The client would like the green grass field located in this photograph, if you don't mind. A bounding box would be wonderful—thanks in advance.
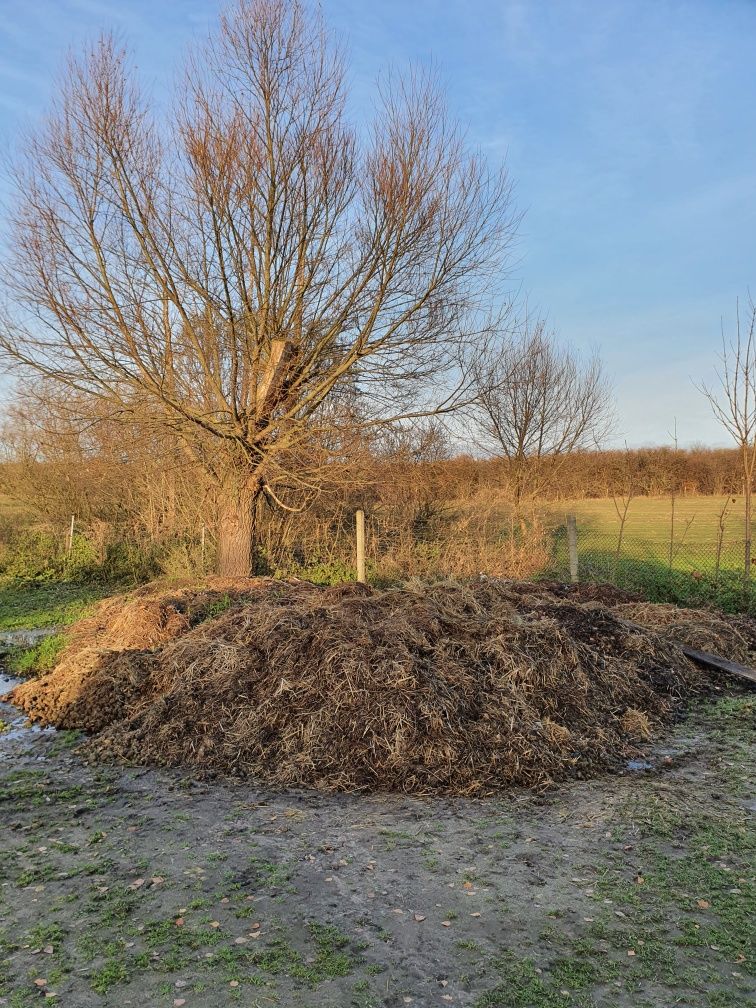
[538,495,756,611]
[548,495,751,573]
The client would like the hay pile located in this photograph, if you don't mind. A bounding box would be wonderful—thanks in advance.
[9,581,261,732]
[6,577,736,795]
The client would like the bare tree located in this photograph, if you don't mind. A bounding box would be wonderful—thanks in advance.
[610,445,636,582]
[472,317,612,507]
[0,383,211,537]
[0,0,518,576]
[699,296,756,578]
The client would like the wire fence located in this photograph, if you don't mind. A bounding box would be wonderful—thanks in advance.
[5,496,756,612]
[547,513,755,611]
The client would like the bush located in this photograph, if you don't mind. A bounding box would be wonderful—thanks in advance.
[100,541,161,582]
[62,533,100,581]
[273,553,356,586]
[158,540,213,580]
[0,529,62,581]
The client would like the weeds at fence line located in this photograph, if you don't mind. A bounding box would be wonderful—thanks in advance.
[4,496,756,615]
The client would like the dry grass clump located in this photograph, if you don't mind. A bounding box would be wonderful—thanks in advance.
[9,579,267,732]
[620,708,653,741]
[612,602,756,665]
[5,577,720,795]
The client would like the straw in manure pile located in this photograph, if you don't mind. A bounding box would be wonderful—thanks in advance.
[6,578,719,795]
[611,602,756,666]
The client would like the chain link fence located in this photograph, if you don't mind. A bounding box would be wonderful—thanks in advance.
[548,512,755,612]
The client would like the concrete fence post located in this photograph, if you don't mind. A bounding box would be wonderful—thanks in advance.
[567,513,579,584]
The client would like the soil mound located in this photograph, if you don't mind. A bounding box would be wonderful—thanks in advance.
[5,578,738,795]
[510,580,641,606]
[9,579,266,732]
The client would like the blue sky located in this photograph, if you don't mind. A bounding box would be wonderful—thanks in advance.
[1,0,754,447]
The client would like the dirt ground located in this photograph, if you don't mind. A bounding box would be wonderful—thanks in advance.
[0,666,753,1008]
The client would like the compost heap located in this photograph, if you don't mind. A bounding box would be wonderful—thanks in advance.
[6,578,750,795]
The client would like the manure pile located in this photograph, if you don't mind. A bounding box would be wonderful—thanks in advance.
[6,578,748,795]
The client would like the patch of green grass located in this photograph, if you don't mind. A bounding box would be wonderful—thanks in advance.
[141,918,224,954]
[378,828,416,851]
[8,632,66,676]
[305,922,353,978]
[16,861,57,887]
[7,990,38,1008]
[589,796,755,984]
[76,932,120,962]
[203,943,249,980]
[0,769,47,803]
[90,957,130,994]
[47,730,84,756]
[27,923,66,947]
[204,593,234,619]
[245,857,294,891]
[250,922,356,986]
[703,694,756,726]
[0,579,112,631]
[474,953,574,1007]
[457,939,484,953]
[91,885,140,925]
[550,957,603,989]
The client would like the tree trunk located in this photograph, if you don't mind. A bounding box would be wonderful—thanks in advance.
[216,485,256,578]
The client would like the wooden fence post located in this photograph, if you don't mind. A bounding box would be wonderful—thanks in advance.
[67,515,75,554]
[566,513,579,584]
[355,509,366,584]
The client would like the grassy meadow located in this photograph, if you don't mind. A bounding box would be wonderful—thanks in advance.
[548,495,749,572]
[537,495,756,611]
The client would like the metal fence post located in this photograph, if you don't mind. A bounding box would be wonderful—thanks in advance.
[566,513,579,584]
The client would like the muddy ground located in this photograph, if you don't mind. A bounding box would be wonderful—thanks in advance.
[0,666,753,1008]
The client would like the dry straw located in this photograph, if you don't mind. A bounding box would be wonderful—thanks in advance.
[8,577,746,796]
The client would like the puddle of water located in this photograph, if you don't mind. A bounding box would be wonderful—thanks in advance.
[0,673,22,694]
[0,628,63,746]
[0,672,56,744]
[0,627,59,651]
[626,758,654,771]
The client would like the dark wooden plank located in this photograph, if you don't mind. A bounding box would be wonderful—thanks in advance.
[614,615,756,687]
[678,645,756,686]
